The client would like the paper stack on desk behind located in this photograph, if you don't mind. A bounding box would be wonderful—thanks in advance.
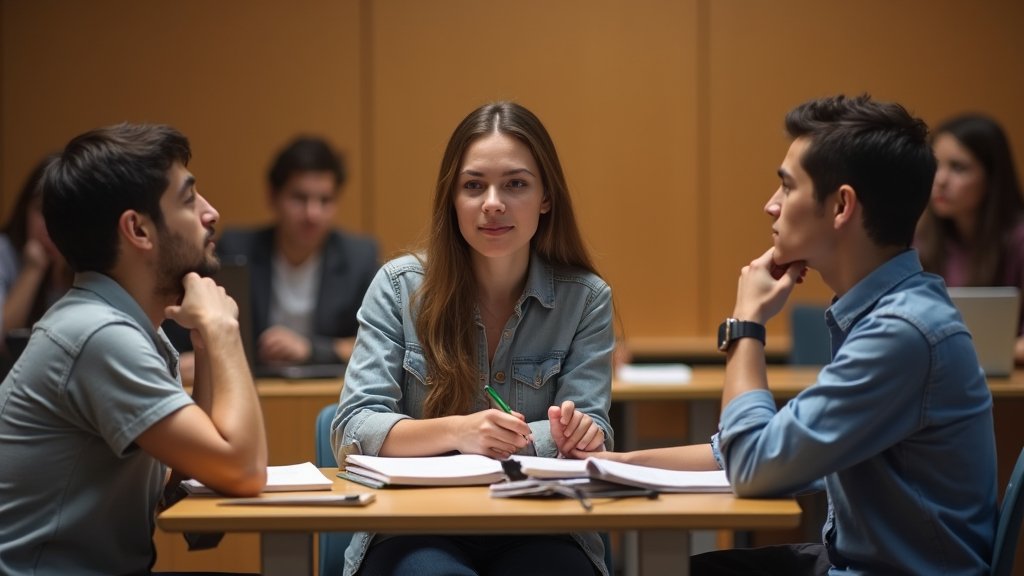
[181,461,333,494]
[616,363,693,384]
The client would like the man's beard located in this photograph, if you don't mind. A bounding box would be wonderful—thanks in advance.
[154,227,221,299]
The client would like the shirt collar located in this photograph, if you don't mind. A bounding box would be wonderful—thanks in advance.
[828,249,923,332]
[518,252,556,309]
[72,271,165,351]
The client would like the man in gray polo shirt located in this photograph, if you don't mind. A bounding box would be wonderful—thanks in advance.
[0,124,268,575]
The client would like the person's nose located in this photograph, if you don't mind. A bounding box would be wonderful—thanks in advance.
[932,166,948,191]
[305,197,327,221]
[764,188,783,218]
[199,194,219,226]
[482,186,505,213]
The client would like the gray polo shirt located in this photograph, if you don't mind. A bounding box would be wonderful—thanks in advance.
[0,272,194,575]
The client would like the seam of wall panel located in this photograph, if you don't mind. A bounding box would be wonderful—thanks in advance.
[696,0,711,333]
[359,0,375,236]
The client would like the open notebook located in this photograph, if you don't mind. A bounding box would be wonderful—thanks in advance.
[342,453,730,493]
[947,287,1020,377]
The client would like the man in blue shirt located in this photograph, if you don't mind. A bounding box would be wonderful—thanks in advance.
[708,95,998,574]
[572,95,998,574]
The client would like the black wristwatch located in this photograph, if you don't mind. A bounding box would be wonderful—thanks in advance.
[717,318,766,352]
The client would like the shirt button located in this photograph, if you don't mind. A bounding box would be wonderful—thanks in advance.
[502,330,512,340]
[534,375,541,385]
[494,371,506,383]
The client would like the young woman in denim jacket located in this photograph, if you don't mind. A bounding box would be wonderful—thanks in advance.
[332,101,615,576]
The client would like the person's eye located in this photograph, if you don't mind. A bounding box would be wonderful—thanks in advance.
[462,180,484,191]
[506,179,529,190]
[950,162,967,173]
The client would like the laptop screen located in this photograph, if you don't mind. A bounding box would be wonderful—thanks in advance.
[217,255,345,380]
[211,255,256,368]
[947,286,1020,377]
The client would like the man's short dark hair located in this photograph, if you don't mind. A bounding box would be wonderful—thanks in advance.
[785,94,936,247]
[42,123,191,273]
[267,136,345,193]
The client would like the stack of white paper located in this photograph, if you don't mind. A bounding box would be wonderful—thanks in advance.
[182,461,333,494]
[616,363,693,384]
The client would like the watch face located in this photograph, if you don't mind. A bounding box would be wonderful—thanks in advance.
[717,320,731,351]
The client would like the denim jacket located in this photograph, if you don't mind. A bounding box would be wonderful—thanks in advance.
[333,252,614,575]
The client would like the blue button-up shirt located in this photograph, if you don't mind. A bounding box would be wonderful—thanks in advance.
[721,250,997,575]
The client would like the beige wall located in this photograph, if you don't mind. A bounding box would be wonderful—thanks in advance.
[4,0,1024,348]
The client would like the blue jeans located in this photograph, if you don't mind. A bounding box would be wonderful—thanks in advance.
[357,534,600,576]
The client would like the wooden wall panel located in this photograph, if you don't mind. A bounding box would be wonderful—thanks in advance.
[368,0,701,338]
[1,0,368,233]
[4,0,1024,347]
[706,0,1024,338]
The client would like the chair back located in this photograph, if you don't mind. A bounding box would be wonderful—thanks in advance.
[789,304,831,365]
[316,403,352,575]
[992,446,1024,576]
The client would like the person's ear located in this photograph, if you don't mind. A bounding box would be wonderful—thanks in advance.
[118,210,155,250]
[267,186,286,213]
[833,185,858,229]
[540,194,551,215]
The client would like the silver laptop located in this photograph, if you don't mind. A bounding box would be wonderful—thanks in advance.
[947,287,1020,377]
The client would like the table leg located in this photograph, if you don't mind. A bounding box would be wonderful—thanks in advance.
[261,532,313,576]
[636,530,691,576]
[689,399,719,556]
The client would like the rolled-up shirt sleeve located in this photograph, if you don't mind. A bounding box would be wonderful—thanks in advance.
[332,266,411,463]
[720,313,931,497]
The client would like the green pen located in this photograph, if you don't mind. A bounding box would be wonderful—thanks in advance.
[484,385,513,413]
[484,385,534,450]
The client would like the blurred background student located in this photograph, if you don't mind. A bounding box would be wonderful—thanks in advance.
[217,136,379,367]
[169,136,379,384]
[0,154,72,370]
[915,114,1024,364]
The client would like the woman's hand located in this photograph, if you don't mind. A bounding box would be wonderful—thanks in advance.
[548,400,604,457]
[454,409,532,459]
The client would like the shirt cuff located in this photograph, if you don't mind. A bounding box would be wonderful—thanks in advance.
[710,431,726,470]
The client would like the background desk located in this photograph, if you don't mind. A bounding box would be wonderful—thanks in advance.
[158,468,801,576]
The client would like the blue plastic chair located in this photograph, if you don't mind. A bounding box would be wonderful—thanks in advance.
[992,446,1024,576]
[315,403,352,576]
[789,303,831,365]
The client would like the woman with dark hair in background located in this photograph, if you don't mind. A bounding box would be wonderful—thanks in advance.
[0,155,72,357]
[916,114,1024,364]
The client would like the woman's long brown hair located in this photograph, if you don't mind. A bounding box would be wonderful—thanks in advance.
[414,102,597,418]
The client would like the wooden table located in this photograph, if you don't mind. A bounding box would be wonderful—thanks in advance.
[158,468,801,576]
[157,369,1023,573]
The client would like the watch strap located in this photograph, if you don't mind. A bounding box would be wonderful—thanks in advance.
[718,318,766,352]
